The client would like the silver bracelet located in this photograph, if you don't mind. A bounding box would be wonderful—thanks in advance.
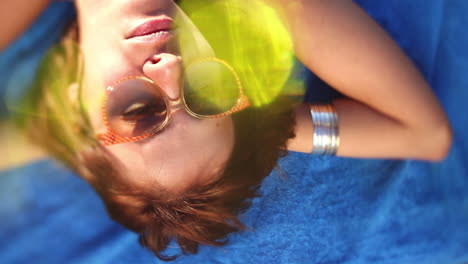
[310,104,340,155]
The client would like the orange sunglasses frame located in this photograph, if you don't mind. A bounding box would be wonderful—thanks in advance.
[97,57,250,146]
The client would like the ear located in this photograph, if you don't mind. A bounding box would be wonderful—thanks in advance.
[68,82,80,104]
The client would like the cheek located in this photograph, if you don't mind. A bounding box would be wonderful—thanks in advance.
[79,44,140,135]
[80,51,126,135]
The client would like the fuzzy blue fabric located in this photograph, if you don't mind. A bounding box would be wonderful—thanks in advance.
[0,2,75,118]
[1,1,468,263]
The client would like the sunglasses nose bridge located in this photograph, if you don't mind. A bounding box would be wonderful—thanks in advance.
[166,97,185,113]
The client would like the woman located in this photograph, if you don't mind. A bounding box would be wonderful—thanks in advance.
[3,0,453,261]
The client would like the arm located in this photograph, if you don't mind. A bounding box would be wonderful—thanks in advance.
[271,0,452,161]
[0,0,50,51]
[0,0,50,168]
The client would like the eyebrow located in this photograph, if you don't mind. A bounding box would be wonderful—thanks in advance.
[134,119,176,146]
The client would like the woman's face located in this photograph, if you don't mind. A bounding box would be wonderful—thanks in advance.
[76,0,235,192]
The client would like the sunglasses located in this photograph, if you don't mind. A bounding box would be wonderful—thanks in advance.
[97,57,250,146]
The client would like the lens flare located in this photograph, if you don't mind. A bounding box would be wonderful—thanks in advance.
[175,0,299,107]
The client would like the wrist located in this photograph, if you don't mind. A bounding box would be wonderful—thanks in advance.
[309,104,340,155]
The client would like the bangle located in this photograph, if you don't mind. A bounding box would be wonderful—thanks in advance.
[310,104,340,155]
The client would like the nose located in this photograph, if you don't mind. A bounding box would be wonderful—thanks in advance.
[142,53,183,101]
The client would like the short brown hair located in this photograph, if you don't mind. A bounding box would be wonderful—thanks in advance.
[17,20,296,261]
[79,97,296,260]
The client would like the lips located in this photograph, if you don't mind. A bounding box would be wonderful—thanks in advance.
[126,17,174,41]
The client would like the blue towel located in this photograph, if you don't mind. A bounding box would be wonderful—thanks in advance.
[0,2,75,117]
[1,1,467,263]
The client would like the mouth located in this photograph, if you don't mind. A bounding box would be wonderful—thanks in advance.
[126,17,175,42]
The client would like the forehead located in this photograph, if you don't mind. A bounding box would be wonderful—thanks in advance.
[103,138,214,193]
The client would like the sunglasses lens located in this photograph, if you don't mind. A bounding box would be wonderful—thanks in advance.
[184,59,241,116]
[105,78,168,138]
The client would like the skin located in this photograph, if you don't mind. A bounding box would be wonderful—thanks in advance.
[0,0,49,52]
[0,0,50,169]
[276,0,453,161]
[76,0,235,193]
[0,0,452,171]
